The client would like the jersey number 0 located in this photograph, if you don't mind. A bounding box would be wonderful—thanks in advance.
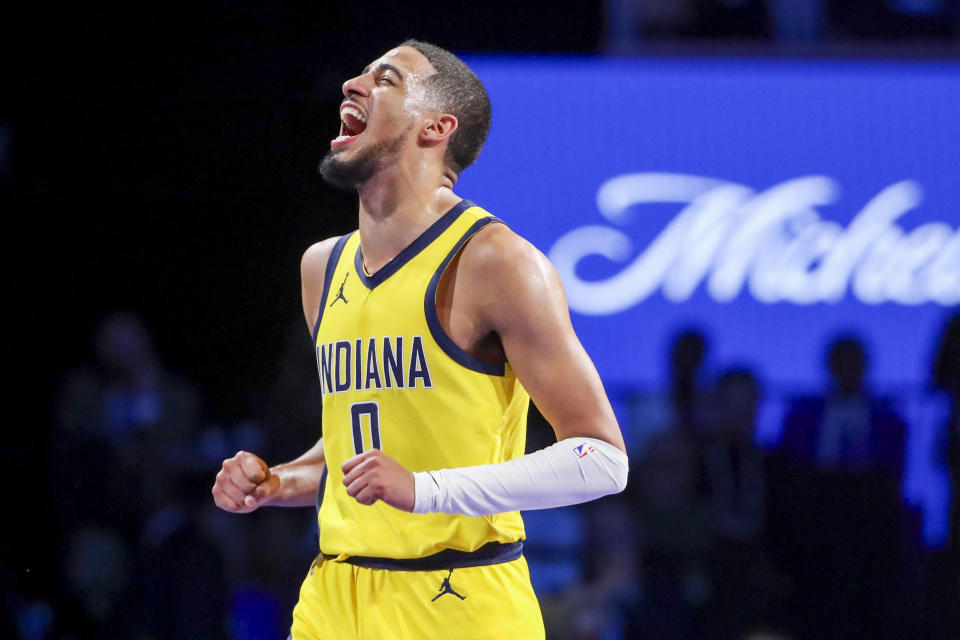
[350,401,381,454]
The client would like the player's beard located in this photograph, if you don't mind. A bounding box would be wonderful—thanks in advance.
[319,122,413,189]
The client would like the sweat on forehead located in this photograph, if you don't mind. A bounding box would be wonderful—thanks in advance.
[366,46,436,79]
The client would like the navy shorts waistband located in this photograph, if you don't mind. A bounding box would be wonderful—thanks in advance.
[329,540,524,572]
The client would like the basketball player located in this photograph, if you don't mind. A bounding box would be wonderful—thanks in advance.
[211,40,628,639]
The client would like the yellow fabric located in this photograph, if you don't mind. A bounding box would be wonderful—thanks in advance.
[290,555,544,640]
[314,203,529,560]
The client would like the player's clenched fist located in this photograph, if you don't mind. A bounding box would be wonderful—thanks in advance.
[212,450,280,513]
[342,449,416,512]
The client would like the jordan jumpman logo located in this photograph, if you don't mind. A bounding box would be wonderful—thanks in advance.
[431,569,466,602]
[330,273,349,307]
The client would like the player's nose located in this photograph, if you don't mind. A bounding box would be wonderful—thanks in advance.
[342,73,371,100]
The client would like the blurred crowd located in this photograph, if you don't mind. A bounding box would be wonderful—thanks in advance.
[10,313,325,640]
[4,308,956,640]
[527,314,960,640]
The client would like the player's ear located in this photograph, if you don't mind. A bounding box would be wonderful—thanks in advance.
[419,113,458,146]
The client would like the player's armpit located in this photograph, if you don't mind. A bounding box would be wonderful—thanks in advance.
[460,225,626,453]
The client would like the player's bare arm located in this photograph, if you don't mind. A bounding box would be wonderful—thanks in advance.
[211,240,340,514]
[212,426,326,512]
[301,236,342,330]
[342,221,628,515]
[263,438,327,507]
[455,223,626,452]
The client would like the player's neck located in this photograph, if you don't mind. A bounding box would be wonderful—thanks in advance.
[355,164,459,275]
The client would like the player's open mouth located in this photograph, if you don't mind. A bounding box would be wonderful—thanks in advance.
[332,104,367,148]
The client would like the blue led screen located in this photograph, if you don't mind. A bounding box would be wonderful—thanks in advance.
[459,56,959,392]
[458,56,960,544]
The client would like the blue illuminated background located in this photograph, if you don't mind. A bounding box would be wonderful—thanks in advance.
[459,56,960,544]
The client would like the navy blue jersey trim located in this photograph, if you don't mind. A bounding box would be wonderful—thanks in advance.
[424,216,506,376]
[315,464,328,515]
[312,233,354,345]
[314,464,328,545]
[338,540,523,571]
[354,199,474,290]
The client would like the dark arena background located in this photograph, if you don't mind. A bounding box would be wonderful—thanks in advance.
[6,2,960,639]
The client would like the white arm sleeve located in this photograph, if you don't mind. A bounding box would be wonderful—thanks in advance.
[412,436,628,517]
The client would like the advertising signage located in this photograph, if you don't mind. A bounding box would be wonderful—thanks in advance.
[459,56,960,391]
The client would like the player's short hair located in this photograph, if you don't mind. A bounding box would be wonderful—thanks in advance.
[400,39,491,176]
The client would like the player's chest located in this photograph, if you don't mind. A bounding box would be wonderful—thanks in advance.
[319,262,502,365]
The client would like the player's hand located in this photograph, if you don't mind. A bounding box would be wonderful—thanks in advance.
[212,450,281,513]
[341,449,415,512]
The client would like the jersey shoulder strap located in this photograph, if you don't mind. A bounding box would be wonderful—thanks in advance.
[311,232,355,344]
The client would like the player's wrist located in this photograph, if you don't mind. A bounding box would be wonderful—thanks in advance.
[412,471,441,514]
[262,463,325,508]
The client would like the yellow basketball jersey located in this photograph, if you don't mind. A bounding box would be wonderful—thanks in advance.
[312,200,529,560]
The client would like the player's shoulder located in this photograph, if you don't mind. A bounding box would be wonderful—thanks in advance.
[459,219,557,294]
[301,234,353,332]
[301,234,350,286]
[453,214,569,330]
[462,219,547,276]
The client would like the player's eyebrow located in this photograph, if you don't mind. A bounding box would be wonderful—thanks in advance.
[361,62,405,83]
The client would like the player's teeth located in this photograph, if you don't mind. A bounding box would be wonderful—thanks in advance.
[340,106,366,124]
